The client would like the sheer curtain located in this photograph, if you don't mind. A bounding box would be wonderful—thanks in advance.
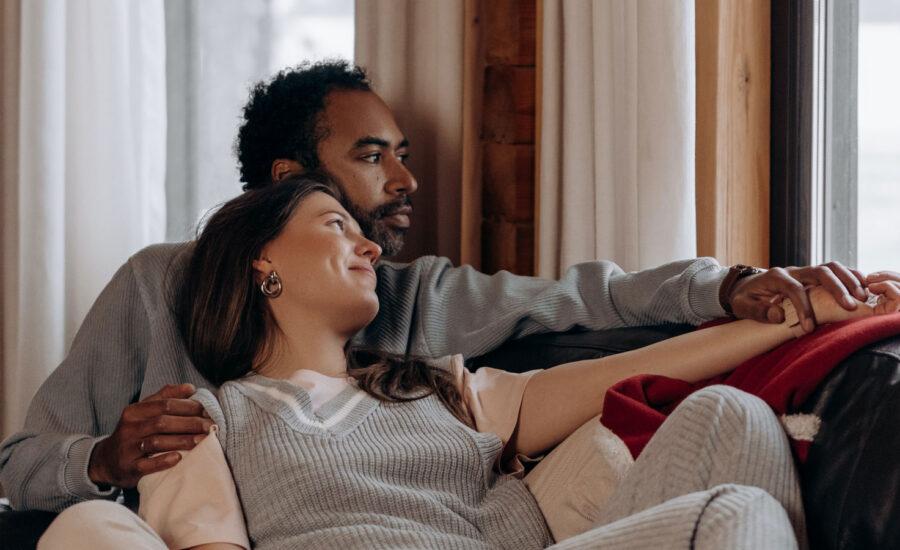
[0,0,355,440]
[1,0,167,438]
[537,0,697,277]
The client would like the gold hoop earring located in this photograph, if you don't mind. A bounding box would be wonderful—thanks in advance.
[260,270,282,298]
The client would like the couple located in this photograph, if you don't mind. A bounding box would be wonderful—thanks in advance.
[39,174,900,549]
[5,60,898,546]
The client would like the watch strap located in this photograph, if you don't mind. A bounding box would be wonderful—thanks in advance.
[719,264,765,316]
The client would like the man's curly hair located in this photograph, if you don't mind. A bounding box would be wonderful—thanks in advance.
[235,60,371,190]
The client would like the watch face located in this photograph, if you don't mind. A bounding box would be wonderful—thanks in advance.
[735,264,762,277]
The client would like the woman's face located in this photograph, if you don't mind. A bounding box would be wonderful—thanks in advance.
[253,191,382,337]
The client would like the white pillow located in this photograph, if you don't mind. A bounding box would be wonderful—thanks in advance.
[523,415,634,542]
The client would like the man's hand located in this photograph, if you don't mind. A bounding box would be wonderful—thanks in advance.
[728,261,868,333]
[88,383,213,489]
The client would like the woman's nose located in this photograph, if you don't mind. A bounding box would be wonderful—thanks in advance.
[358,237,382,264]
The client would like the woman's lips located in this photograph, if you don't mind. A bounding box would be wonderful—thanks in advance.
[350,265,377,280]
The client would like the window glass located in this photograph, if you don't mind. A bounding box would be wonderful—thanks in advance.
[270,0,354,70]
[857,0,900,273]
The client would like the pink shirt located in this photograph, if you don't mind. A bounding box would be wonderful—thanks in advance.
[138,355,539,550]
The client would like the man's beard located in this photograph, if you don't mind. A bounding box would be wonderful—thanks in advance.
[344,196,412,257]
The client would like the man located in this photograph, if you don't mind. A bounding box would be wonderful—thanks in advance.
[0,61,878,512]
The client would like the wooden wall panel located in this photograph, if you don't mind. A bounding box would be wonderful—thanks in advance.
[480,0,536,275]
[696,0,771,267]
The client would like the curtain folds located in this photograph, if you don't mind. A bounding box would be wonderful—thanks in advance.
[537,0,697,277]
[2,0,167,438]
[355,0,478,265]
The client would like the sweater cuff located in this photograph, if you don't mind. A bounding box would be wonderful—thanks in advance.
[64,436,119,501]
[688,261,731,320]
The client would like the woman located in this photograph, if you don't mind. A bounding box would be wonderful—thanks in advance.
[39,175,900,550]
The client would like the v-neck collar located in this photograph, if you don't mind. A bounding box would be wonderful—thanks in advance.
[235,374,380,437]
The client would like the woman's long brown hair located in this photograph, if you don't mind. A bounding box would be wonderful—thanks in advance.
[176,175,472,427]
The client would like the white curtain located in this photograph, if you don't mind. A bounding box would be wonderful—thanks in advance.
[2,0,167,438]
[538,0,696,278]
[354,0,469,265]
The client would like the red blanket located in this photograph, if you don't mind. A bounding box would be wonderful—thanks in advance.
[600,312,900,461]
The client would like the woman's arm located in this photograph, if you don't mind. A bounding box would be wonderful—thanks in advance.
[190,544,244,550]
[138,422,250,550]
[511,283,900,457]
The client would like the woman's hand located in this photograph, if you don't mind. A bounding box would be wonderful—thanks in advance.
[805,278,900,325]
[867,278,900,315]
[867,271,900,315]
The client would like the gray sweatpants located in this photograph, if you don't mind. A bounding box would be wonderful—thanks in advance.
[551,385,804,549]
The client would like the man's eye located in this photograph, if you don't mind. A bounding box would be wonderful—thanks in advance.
[398,153,409,165]
[361,153,381,163]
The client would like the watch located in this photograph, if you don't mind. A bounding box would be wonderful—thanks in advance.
[719,264,765,316]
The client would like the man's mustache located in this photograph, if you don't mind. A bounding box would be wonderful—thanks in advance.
[373,196,413,219]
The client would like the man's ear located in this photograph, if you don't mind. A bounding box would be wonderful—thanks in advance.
[271,159,305,182]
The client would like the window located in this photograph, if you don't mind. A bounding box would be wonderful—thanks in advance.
[771,0,900,273]
[857,0,900,273]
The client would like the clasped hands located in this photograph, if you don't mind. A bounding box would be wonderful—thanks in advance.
[727,263,900,332]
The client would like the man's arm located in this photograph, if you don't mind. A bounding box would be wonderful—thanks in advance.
[0,248,210,511]
[362,256,728,358]
[363,256,890,359]
[0,261,149,511]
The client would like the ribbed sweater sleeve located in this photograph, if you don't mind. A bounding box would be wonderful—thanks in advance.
[0,260,151,511]
[359,256,728,357]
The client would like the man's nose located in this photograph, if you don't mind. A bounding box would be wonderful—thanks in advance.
[385,158,418,196]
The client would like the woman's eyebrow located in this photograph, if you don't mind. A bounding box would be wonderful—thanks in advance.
[317,209,349,220]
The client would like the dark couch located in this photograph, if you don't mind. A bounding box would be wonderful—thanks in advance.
[2,326,898,549]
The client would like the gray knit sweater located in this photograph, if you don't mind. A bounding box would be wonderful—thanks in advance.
[193,375,552,550]
[0,242,728,511]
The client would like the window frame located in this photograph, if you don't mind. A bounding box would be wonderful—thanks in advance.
[770,0,858,268]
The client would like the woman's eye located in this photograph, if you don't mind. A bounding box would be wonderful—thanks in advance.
[330,218,345,230]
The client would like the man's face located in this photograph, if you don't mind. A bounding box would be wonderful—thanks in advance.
[315,90,418,257]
